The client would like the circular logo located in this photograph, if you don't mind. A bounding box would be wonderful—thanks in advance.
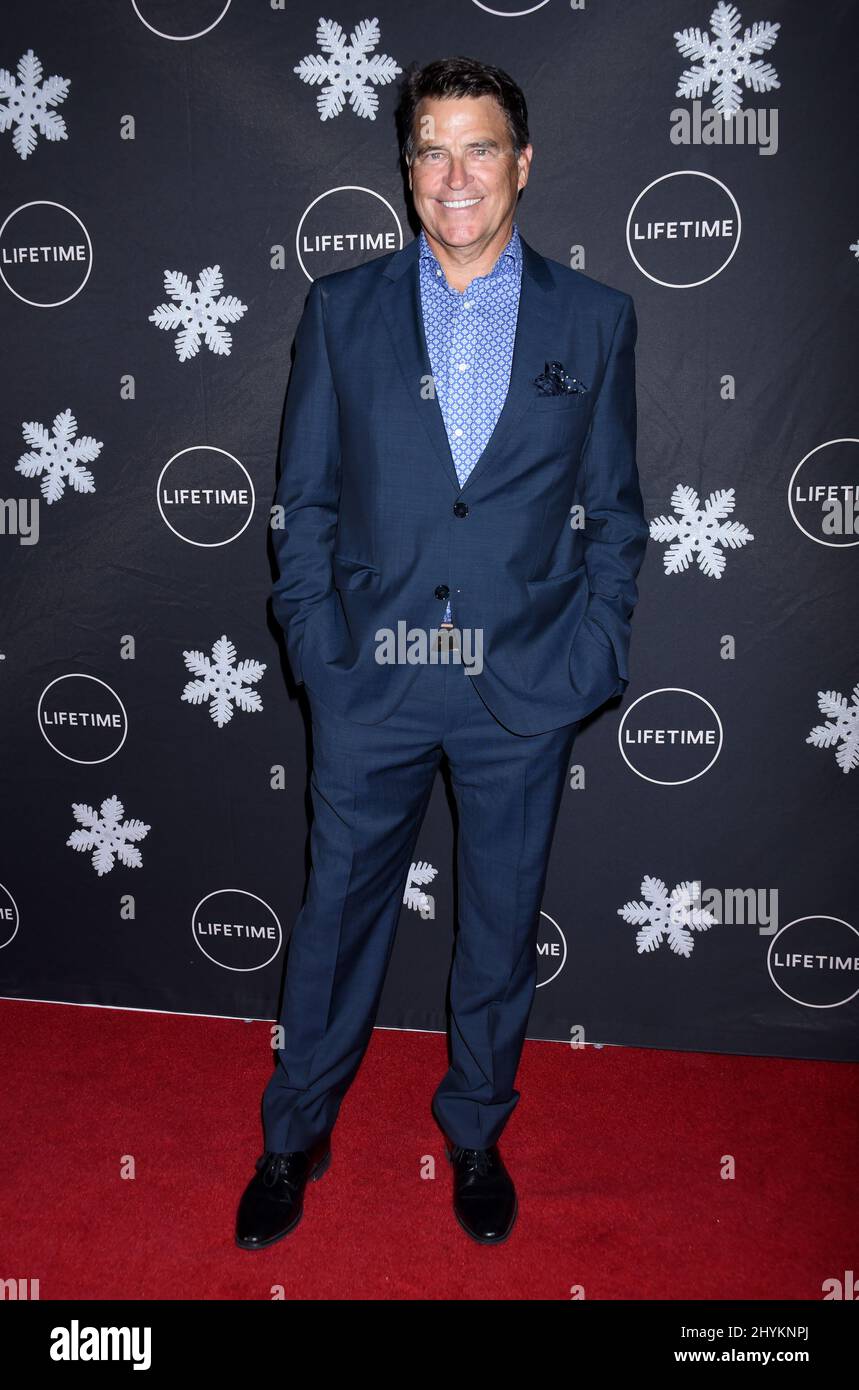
[767,916,859,1008]
[618,689,723,784]
[0,882,20,950]
[0,202,93,306]
[37,674,128,764]
[156,446,254,546]
[296,186,403,281]
[626,171,741,287]
[470,0,551,13]
[536,910,567,988]
[787,439,859,548]
[131,1,232,41]
[192,889,283,972]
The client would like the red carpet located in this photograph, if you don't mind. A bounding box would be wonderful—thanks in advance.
[1,999,856,1300]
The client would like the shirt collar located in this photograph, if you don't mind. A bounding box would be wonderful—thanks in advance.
[418,222,522,285]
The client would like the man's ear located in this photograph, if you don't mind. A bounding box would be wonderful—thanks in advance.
[517,143,533,192]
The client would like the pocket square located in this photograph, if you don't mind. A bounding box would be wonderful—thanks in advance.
[534,360,588,396]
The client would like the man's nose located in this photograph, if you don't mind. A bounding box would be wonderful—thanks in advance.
[445,157,471,189]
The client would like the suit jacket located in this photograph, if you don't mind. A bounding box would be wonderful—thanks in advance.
[271,232,649,736]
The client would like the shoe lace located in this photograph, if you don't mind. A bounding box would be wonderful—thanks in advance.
[257,1151,300,1191]
[454,1146,493,1177]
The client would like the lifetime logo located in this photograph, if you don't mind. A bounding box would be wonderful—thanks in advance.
[50,1320,151,1370]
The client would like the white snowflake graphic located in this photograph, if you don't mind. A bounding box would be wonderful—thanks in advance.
[806,685,859,775]
[67,795,151,877]
[674,3,781,117]
[15,409,102,504]
[403,860,437,914]
[181,635,266,728]
[649,484,754,578]
[294,17,402,121]
[618,876,717,958]
[0,47,70,160]
[850,239,859,260]
[148,265,247,362]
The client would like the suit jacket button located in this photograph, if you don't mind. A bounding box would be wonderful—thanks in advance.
[453,500,469,518]
[434,584,450,600]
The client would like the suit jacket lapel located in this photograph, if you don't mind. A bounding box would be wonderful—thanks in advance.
[378,231,556,495]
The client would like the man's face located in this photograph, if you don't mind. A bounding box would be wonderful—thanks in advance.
[407,94,531,254]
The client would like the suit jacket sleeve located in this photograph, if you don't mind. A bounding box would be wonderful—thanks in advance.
[271,279,341,686]
[579,293,649,686]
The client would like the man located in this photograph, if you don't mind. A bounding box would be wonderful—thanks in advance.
[236,56,649,1249]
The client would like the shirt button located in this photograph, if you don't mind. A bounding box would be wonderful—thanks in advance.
[457,362,467,372]
[454,428,463,437]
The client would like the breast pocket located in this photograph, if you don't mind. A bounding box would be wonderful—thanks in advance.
[532,392,590,414]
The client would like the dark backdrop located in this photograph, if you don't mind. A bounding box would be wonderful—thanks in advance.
[1,0,857,1060]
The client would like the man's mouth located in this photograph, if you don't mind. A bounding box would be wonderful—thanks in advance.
[438,197,483,210]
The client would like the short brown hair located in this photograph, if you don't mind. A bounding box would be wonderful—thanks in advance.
[396,56,530,165]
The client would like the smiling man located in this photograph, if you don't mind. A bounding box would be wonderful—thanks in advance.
[236,56,649,1250]
[407,85,528,290]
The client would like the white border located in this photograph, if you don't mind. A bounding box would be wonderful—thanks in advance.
[156,446,255,547]
[0,201,93,306]
[767,916,859,1009]
[131,0,232,42]
[37,673,128,764]
[618,688,724,784]
[295,187,403,282]
[787,438,859,548]
[626,171,741,288]
[192,888,283,973]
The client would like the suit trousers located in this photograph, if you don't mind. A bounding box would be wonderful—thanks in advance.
[261,652,581,1152]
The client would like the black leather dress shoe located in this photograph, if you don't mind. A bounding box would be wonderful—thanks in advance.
[446,1143,517,1244]
[235,1139,331,1250]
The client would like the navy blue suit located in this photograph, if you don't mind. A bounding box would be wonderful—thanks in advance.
[262,233,648,1152]
[271,233,649,736]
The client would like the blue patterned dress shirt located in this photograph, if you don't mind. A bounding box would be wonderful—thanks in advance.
[418,222,523,625]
